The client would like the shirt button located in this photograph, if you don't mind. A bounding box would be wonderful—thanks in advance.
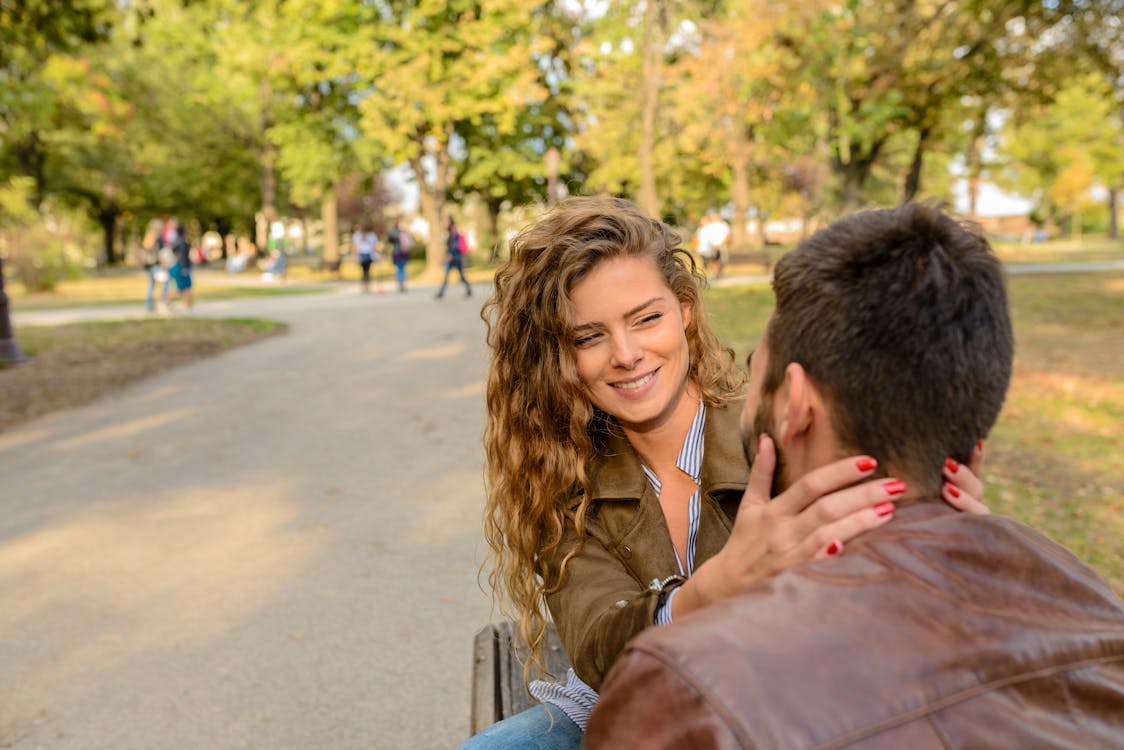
[620,545,632,559]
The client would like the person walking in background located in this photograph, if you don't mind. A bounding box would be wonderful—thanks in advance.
[695,211,730,279]
[140,218,165,313]
[352,225,381,294]
[164,221,194,311]
[435,217,471,299]
[388,222,411,293]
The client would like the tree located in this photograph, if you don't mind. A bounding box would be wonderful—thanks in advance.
[452,2,581,259]
[346,0,544,272]
[1000,74,1123,236]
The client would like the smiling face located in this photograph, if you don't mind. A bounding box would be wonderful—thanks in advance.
[569,255,695,433]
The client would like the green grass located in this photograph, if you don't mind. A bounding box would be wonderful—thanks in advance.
[9,270,330,311]
[977,235,1123,264]
[15,316,287,355]
[703,272,1124,593]
[2,317,287,432]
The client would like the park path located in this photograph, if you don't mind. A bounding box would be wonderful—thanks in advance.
[2,283,493,749]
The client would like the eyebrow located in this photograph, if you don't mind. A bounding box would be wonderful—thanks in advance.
[572,297,666,332]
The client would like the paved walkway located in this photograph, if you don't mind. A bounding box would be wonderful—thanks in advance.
[2,281,492,749]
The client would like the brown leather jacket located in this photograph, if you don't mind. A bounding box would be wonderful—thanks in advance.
[541,401,749,690]
[586,503,1124,748]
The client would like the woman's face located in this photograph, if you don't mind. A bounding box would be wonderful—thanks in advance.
[568,255,694,433]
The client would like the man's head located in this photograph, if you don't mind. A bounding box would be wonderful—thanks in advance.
[742,203,1013,497]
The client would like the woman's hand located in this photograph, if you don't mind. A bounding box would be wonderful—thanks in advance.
[674,434,900,618]
[941,440,989,514]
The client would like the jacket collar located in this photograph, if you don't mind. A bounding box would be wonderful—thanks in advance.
[586,398,750,503]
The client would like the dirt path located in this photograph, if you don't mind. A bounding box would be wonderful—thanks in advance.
[1,286,492,748]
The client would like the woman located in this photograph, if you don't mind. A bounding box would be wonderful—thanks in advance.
[467,197,985,748]
[436,217,472,299]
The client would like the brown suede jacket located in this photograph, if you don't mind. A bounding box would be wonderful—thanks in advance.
[541,400,750,691]
[586,503,1124,748]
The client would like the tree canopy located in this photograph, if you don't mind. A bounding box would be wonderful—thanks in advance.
[2,0,1122,267]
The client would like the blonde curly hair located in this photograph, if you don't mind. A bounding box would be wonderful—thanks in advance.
[480,196,744,677]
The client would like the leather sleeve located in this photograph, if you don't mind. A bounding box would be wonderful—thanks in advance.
[542,520,667,691]
[585,646,743,749]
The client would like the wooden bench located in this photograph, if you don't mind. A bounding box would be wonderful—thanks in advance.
[727,249,773,270]
[470,621,572,734]
[317,257,343,278]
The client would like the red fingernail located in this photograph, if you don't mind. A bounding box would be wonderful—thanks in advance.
[874,501,895,517]
[883,479,907,495]
[825,540,843,556]
[945,482,960,499]
[945,457,959,473]
[976,440,983,452]
[855,457,877,472]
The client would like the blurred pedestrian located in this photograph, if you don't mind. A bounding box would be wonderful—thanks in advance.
[140,218,164,313]
[695,211,730,279]
[388,222,411,293]
[164,221,194,310]
[353,226,381,294]
[435,217,471,299]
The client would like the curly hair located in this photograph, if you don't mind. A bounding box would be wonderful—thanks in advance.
[480,196,744,678]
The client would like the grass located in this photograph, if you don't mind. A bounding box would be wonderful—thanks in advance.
[0,317,287,432]
[9,267,330,310]
[991,234,1124,265]
[704,271,1124,593]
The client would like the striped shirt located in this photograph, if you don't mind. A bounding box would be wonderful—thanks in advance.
[530,402,707,730]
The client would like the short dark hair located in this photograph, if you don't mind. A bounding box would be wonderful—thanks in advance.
[764,203,1013,496]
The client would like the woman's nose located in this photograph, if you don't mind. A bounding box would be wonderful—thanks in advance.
[609,332,641,369]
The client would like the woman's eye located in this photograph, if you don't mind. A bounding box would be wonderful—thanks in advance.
[574,333,600,347]
[639,312,663,325]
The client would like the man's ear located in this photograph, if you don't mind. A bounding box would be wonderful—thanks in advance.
[777,362,815,445]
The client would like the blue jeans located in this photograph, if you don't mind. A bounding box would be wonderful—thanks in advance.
[145,266,169,310]
[456,704,581,750]
[436,255,470,297]
[394,261,407,289]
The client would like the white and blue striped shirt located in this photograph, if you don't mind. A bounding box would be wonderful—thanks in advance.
[530,402,707,730]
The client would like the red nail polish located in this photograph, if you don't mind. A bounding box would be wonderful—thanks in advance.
[976,440,983,452]
[825,540,842,556]
[945,457,959,473]
[855,457,877,472]
[945,482,960,499]
[874,501,895,517]
[883,479,907,495]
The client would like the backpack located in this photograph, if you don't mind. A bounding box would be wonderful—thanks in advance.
[458,233,469,255]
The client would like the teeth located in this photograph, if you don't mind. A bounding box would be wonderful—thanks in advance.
[613,372,655,390]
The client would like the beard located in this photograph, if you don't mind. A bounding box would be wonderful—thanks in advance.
[743,397,789,499]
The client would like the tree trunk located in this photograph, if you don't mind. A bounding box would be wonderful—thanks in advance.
[99,209,118,266]
[903,127,931,203]
[637,0,663,218]
[834,137,885,214]
[411,131,451,278]
[321,190,339,264]
[729,144,751,253]
[1108,187,1119,240]
[486,195,503,262]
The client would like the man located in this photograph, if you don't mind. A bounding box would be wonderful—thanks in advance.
[695,211,731,279]
[585,204,1124,748]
